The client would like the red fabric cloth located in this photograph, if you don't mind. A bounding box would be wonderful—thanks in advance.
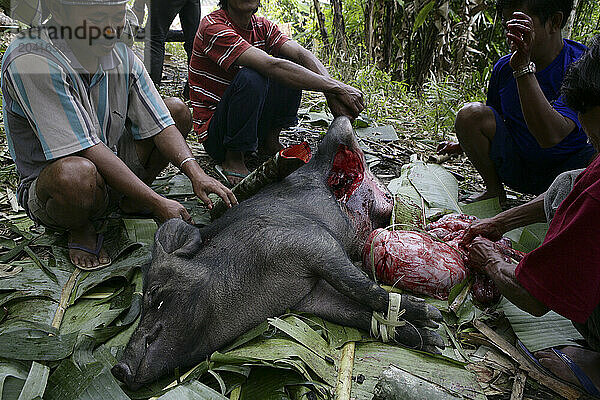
[189,9,289,141]
[515,155,600,323]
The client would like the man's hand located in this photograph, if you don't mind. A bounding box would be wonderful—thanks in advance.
[461,217,505,245]
[192,173,238,209]
[327,82,365,120]
[153,198,193,223]
[506,12,535,70]
[467,237,505,273]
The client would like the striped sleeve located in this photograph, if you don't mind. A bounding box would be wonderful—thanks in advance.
[127,52,175,140]
[262,18,289,56]
[3,54,100,160]
[200,21,251,72]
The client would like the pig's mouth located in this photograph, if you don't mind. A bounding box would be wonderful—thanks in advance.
[327,144,365,202]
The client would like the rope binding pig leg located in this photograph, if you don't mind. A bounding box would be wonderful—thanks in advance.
[370,292,406,342]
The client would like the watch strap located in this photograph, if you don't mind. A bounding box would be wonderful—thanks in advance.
[513,62,536,79]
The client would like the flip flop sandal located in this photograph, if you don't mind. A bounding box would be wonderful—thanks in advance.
[215,164,249,185]
[517,340,600,397]
[68,233,112,271]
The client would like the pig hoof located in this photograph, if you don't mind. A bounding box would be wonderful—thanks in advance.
[393,324,445,353]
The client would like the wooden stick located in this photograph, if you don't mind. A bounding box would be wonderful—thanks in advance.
[51,269,81,329]
[473,320,583,399]
[510,370,527,400]
[335,342,356,400]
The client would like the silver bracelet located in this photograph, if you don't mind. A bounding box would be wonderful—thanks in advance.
[179,156,197,170]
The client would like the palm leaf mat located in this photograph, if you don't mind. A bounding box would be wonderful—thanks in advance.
[0,169,586,399]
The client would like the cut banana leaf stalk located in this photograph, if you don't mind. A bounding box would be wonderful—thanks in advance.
[335,341,355,400]
[210,143,312,220]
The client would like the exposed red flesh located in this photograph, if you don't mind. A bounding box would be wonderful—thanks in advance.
[363,214,525,304]
[327,145,364,202]
[363,229,467,300]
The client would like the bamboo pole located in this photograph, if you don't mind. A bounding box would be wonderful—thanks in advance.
[335,341,356,400]
[52,269,81,329]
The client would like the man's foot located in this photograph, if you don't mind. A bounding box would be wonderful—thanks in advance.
[68,225,111,270]
[535,346,600,394]
[461,189,506,205]
[220,151,250,186]
[216,163,249,186]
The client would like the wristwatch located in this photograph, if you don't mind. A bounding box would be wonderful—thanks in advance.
[513,61,536,79]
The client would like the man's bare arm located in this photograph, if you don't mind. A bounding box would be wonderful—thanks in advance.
[79,143,191,222]
[516,74,576,148]
[468,237,549,316]
[461,193,546,244]
[235,46,364,117]
[278,40,361,118]
[152,125,237,209]
[508,12,576,148]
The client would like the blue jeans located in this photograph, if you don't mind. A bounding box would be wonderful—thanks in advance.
[204,68,302,163]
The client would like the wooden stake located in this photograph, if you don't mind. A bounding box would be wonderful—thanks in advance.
[335,341,356,400]
[473,320,583,399]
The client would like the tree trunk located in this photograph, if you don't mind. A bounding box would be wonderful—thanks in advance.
[563,0,580,39]
[382,0,395,70]
[365,0,375,62]
[313,0,330,52]
[331,0,348,52]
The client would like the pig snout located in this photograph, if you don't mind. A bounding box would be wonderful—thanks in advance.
[112,362,140,391]
[112,322,165,390]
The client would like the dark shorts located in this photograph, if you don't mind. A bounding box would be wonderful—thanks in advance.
[204,68,302,163]
[489,108,596,195]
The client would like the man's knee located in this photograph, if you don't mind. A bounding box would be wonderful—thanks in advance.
[232,68,268,96]
[455,102,495,140]
[37,157,102,206]
[164,97,192,137]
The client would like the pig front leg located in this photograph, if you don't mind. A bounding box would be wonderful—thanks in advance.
[296,279,444,353]
[305,242,444,352]
[295,279,374,331]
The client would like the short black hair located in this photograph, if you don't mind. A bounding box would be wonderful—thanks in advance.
[561,35,600,114]
[219,0,227,8]
[496,0,573,28]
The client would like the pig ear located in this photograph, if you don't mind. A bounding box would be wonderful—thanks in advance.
[155,218,202,258]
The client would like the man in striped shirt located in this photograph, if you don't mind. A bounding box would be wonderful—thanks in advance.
[2,0,236,270]
[189,0,364,185]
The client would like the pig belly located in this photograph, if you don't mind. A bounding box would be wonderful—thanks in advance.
[363,229,467,300]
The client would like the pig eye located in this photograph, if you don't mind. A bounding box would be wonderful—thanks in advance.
[146,286,160,304]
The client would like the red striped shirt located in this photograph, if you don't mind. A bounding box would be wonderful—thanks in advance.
[189,9,289,141]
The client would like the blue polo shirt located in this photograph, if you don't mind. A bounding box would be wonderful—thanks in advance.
[486,39,591,162]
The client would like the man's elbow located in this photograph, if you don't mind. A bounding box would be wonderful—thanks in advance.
[535,131,567,149]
